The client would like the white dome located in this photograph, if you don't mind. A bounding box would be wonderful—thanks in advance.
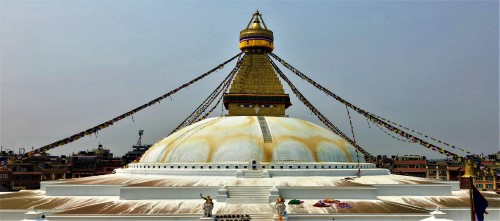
[140,116,365,163]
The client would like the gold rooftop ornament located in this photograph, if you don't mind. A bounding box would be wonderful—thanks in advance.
[462,160,476,178]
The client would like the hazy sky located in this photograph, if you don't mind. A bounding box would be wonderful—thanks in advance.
[1,0,498,159]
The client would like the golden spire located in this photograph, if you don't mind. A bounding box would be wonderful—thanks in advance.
[224,11,291,116]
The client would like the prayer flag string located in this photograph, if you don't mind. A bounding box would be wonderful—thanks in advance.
[171,54,246,133]
[370,114,474,156]
[269,53,462,160]
[9,52,243,164]
[267,54,376,162]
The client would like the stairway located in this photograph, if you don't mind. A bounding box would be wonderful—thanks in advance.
[226,186,271,204]
[257,116,273,143]
[242,170,263,178]
[249,214,274,221]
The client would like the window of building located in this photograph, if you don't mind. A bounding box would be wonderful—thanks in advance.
[289,166,293,169]
[486,176,494,181]
[235,166,239,169]
[280,166,283,169]
[486,184,494,189]
[475,177,483,180]
[271,166,275,169]
[476,184,483,188]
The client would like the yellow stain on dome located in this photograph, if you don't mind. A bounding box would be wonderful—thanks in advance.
[142,117,358,163]
[273,135,352,162]
[160,134,264,163]
[330,139,353,162]
[205,134,262,162]
[271,118,353,162]
[271,117,321,132]
[174,116,256,134]
[156,134,351,163]
[205,137,217,163]
[211,116,256,130]
[299,120,326,130]
[262,142,274,162]
[158,116,259,162]
[156,118,225,162]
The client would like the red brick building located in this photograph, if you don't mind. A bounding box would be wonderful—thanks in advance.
[392,155,427,178]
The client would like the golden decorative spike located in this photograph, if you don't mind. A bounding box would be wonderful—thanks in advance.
[462,160,476,178]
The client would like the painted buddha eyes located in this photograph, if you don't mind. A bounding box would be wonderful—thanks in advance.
[239,104,274,108]
[240,104,254,108]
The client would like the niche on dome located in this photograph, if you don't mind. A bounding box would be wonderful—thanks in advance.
[249,159,260,170]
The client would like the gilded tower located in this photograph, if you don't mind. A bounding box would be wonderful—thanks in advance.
[223,11,291,116]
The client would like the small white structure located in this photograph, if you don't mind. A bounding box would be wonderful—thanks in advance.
[420,207,454,221]
[22,208,47,221]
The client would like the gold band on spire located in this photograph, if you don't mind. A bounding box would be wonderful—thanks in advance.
[239,10,274,52]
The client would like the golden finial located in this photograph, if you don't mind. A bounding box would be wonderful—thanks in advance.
[462,160,476,178]
[239,10,274,52]
[251,17,262,29]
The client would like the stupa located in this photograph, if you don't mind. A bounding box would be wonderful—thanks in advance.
[0,11,498,221]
